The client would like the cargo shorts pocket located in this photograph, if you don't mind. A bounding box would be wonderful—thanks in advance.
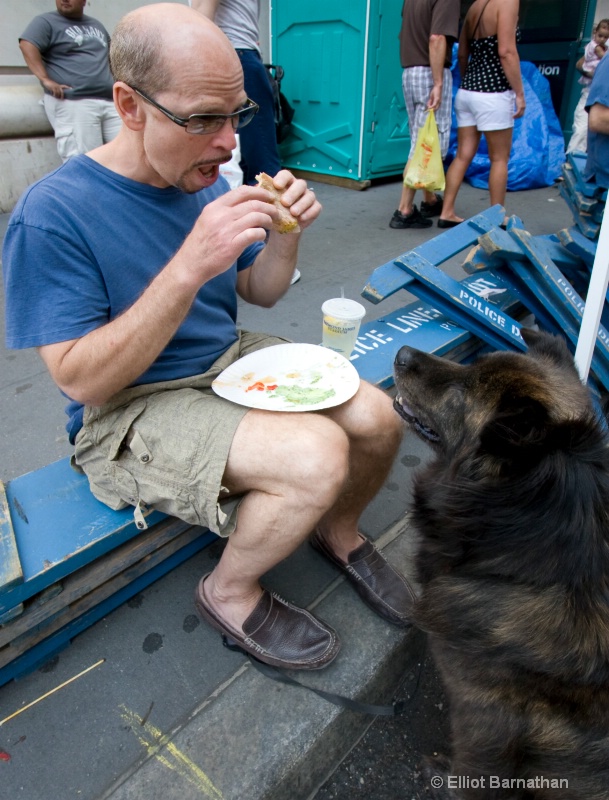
[75,398,148,511]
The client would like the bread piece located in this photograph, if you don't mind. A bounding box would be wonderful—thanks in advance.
[256,172,301,234]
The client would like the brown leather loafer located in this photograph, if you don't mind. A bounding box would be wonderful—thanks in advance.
[194,575,341,670]
[310,531,416,628]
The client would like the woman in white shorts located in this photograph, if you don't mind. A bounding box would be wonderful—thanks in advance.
[438,0,526,227]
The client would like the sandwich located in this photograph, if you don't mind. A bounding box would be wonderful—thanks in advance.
[256,172,301,234]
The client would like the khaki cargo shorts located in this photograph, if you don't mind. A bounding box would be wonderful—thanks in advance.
[73,331,289,535]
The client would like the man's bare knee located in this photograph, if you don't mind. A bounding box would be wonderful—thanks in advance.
[288,420,350,507]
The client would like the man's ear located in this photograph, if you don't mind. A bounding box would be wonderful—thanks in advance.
[113,82,145,131]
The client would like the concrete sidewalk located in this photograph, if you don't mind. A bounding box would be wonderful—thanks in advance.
[0,177,572,800]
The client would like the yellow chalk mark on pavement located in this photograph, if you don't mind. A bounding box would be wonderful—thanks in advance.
[120,705,224,799]
[0,659,105,727]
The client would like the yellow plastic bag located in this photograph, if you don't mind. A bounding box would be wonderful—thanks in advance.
[404,110,445,191]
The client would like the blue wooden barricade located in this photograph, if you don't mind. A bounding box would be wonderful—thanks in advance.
[352,270,524,388]
[0,462,216,685]
[359,202,608,395]
[559,153,607,241]
[362,205,506,305]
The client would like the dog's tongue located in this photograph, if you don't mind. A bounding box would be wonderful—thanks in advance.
[395,397,440,442]
[397,396,415,417]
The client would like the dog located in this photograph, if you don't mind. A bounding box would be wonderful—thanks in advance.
[393,329,609,799]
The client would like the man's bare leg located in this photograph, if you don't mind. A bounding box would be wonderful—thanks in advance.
[315,381,404,559]
[203,410,350,633]
[203,382,407,635]
[397,172,417,216]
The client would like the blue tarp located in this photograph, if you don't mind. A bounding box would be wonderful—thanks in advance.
[445,57,566,191]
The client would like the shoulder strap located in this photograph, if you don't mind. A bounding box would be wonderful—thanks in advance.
[223,636,427,717]
[470,0,494,40]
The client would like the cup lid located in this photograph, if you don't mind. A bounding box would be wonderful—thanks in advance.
[322,298,366,320]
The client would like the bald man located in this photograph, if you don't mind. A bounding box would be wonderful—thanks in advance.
[3,4,414,671]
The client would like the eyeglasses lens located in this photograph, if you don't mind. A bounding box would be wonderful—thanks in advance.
[235,105,258,130]
[184,104,258,135]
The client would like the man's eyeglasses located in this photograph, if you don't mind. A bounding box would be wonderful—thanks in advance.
[130,86,259,135]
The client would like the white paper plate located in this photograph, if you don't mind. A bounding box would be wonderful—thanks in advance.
[212,343,360,412]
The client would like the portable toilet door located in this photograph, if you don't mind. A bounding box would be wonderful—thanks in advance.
[364,0,411,180]
[272,0,408,186]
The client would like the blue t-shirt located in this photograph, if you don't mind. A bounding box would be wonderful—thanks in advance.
[3,156,264,441]
[585,53,609,188]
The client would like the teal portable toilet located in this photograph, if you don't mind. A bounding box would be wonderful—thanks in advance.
[271,0,408,187]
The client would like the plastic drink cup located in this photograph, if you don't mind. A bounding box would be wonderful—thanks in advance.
[321,298,366,358]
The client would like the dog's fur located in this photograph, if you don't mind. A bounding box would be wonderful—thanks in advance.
[393,330,609,799]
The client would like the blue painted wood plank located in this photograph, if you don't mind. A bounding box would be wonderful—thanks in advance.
[395,204,507,270]
[462,243,507,274]
[361,259,415,304]
[504,215,526,231]
[559,184,600,240]
[0,482,23,593]
[510,228,609,337]
[509,228,609,389]
[567,153,608,200]
[555,227,609,308]
[490,262,566,337]
[557,226,597,267]
[1,459,166,615]
[478,227,584,273]
[501,260,609,389]
[561,162,599,213]
[354,270,524,388]
[395,252,527,352]
[352,307,474,388]
[362,205,506,304]
[494,258,609,387]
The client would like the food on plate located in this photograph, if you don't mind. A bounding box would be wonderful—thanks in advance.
[272,385,336,405]
[244,377,336,406]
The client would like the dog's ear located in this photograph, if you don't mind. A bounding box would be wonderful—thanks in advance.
[479,388,549,460]
[521,328,574,367]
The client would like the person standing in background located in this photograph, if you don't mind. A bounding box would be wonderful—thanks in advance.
[567,19,609,156]
[584,48,609,189]
[191,0,300,284]
[389,0,460,230]
[190,0,281,185]
[437,0,525,227]
[19,0,121,162]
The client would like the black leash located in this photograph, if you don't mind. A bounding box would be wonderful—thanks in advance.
[223,635,426,717]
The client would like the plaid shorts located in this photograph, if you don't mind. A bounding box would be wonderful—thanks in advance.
[73,331,289,536]
[403,66,453,160]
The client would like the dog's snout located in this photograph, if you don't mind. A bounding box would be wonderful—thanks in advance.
[395,346,420,369]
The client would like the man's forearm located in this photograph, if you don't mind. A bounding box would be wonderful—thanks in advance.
[589,103,609,135]
[19,41,50,83]
[238,233,299,306]
[190,0,220,18]
[39,256,202,407]
[429,34,447,88]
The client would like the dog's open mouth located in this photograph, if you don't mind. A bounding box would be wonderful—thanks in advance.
[394,397,440,443]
